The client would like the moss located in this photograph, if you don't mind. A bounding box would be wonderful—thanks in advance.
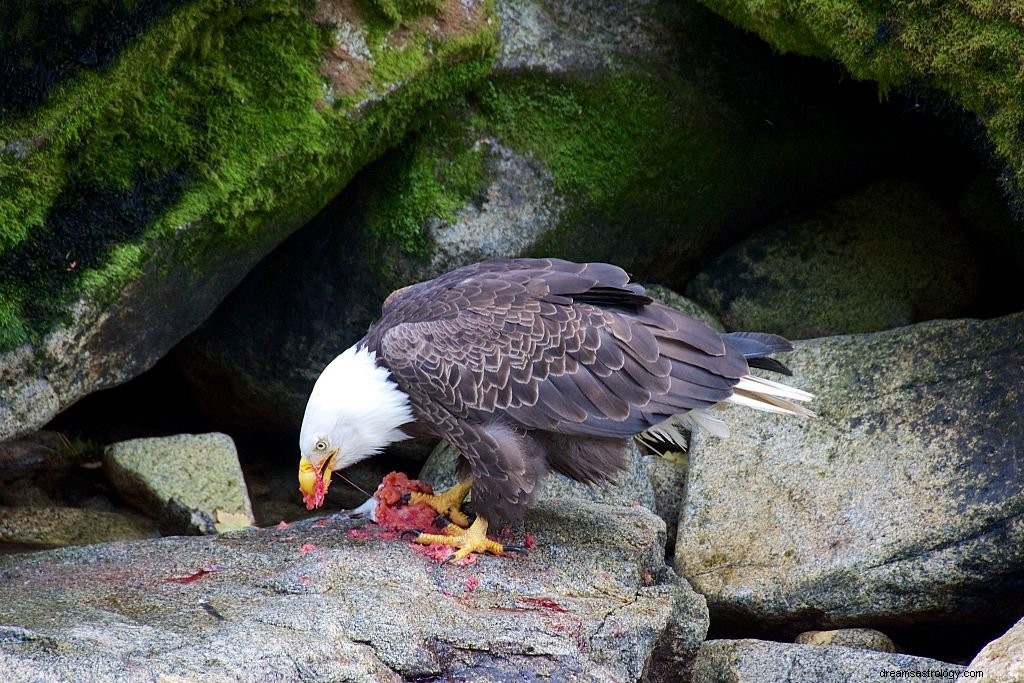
[696,0,1024,205]
[363,0,444,25]
[0,0,497,352]
[362,114,487,261]
[461,69,828,280]
[358,38,888,285]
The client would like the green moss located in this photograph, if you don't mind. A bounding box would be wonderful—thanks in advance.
[359,46,885,284]
[696,0,1024,205]
[462,70,782,276]
[0,0,497,352]
[363,0,445,24]
[362,113,487,261]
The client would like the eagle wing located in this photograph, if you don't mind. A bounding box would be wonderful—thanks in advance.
[370,258,748,439]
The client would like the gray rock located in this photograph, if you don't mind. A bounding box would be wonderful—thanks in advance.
[675,313,1024,635]
[104,433,254,533]
[795,628,896,653]
[0,499,708,682]
[967,615,1024,682]
[497,0,683,74]
[0,506,158,548]
[687,179,982,338]
[427,139,565,274]
[692,639,964,683]
[419,438,658,513]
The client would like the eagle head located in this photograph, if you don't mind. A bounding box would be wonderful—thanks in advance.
[298,344,415,510]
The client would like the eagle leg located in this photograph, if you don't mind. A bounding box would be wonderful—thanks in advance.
[414,514,505,562]
[403,477,472,528]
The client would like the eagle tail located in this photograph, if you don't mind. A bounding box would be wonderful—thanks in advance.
[728,374,816,417]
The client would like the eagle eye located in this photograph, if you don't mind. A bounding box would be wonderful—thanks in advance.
[315,440,328,451]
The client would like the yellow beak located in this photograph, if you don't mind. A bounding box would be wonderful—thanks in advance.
[298,450,337,510]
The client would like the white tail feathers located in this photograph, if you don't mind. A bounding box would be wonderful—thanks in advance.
[639,374,815,451]
[728,374,816,417]
[641,408,730,451]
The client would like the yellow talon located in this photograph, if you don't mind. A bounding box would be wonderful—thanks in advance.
[406,478,473,528]
[415,515,505,561]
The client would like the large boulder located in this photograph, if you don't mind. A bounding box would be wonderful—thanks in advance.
[675,312,1024,647]
[0,0,498,441]
[0,499,709,681]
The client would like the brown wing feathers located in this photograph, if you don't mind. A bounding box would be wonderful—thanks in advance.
[370,258,796,523]
[374,257,764,432]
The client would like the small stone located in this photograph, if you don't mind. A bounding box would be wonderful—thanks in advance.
[104,433,254,533]
[795,628,896,653]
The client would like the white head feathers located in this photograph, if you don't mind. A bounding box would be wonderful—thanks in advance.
[299,344,415,470]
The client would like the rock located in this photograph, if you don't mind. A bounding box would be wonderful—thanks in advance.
[419,438,658,514]
[687,179,982,338]
[644,451,688,553]
[648,574,711,683]
[0,499,708,681]
[795,628,896,653]
[967,615,1024,682]
[425,138,566,275]
[0,506,158,548]
[692,639,964,683]
[0,0,499,441]
[104,433,255,533]
[0,431,68,480]
[675,312,1024,642]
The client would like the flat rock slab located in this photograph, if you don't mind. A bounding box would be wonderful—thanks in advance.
[0,500,706,682]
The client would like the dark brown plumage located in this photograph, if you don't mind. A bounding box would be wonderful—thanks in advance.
[353,257,811,527]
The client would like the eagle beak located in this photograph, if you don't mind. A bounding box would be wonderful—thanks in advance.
[298,450,338,510]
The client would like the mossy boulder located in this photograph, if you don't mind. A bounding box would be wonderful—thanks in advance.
[0,0,498,440]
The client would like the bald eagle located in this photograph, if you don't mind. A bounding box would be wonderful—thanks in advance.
[298,258,812,558]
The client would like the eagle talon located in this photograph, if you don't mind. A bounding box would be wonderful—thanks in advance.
[415,515,505,562]
[404,479,474,529]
